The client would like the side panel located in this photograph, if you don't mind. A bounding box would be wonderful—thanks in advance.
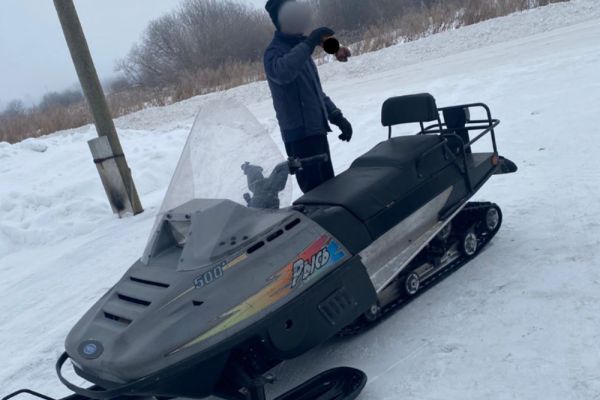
[302,205,373,254]
[361,187,454,292]
[365,162,464,239]
[265,256,377,358]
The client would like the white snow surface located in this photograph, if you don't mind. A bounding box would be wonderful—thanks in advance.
[2,0,600,399]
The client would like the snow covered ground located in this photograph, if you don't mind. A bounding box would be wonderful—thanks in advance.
[2,0,600,399]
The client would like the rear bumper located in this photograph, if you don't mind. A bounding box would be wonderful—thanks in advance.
[495,156,518,175]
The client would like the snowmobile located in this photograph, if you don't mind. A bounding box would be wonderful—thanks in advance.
[3,94,516,400]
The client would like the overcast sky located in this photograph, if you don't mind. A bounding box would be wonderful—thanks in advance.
[0,0,265,109]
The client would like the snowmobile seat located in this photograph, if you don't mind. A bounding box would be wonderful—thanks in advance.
[295,136,458,239]
[295,95,462,240]
[295,166,408,223]
[351,135,445,171]
[294,161,457,240]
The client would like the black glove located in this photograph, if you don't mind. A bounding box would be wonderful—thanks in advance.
[330,113,353,142]
[305,27,335,51]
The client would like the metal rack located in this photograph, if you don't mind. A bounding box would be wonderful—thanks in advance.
[412,103,501,193]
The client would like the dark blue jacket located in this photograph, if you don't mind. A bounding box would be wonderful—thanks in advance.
[264,31,341,143]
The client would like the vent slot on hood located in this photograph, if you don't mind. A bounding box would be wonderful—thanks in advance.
[246,219,299,256]
[267,229,284,242]
[130,276,170,288]
[118,293,151,307]
[247,241,265,255]
[285,218,301,231]
[104,312,132,325]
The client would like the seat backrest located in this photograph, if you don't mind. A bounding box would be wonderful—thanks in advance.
[381,93,439,127]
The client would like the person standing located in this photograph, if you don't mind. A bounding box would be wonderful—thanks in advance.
[264,0,353,193]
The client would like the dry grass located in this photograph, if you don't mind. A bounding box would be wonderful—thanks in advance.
[350,0,569,55]
[0,0,568,144]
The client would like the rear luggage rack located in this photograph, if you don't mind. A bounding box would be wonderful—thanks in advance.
[382,94,501,194]
[421,103,499,153]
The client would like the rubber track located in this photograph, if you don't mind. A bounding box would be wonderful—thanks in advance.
[336,202,499,338]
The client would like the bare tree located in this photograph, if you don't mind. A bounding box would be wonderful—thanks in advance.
[118,0,272,88]
[39,89,84,111]
[1,0,567,144]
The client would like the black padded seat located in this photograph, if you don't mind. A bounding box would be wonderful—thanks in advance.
[295,166,407,222]
[295,135,454,224]
[351,135,443,170]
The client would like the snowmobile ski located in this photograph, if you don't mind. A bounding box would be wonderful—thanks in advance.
[216,367,367,400]
[3,368,366,400]
[272,367,367,400]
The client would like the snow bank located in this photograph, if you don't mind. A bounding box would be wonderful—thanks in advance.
[1,0,600,399]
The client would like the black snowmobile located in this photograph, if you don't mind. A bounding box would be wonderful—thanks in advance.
[4,94,516,400]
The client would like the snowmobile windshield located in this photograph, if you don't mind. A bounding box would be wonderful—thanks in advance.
[141,98,292,265]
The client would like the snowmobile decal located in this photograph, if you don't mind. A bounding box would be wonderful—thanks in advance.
[194,263,225,288]
[222,252,249,271]
[291,239,345,288]
[160,253,249,310]
[170,235,346,354]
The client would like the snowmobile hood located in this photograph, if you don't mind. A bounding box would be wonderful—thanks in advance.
[65,199,350,384]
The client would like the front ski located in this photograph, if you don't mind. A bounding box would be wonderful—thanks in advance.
[274,368,366,400]
[3,368,367,400]
[2,390,97,400]
[217,367,367,400]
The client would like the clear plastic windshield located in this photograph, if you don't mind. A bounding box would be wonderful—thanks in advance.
[160,98,292,213]
[142,99,292,264]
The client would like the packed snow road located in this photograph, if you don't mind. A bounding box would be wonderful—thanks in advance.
[1,1,600,399]
[264,16,600,400]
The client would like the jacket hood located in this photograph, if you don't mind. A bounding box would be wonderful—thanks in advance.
[265,0,293,29]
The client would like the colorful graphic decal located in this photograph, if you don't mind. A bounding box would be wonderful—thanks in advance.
[222,252,249,271]
[291,239,345,288]
[171,235,346,354]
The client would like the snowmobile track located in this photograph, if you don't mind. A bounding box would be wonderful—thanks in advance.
[337,202,500,338]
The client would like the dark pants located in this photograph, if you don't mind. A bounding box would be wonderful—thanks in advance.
[285,135,335,193]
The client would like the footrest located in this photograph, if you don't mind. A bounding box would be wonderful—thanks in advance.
[274,367,367,400]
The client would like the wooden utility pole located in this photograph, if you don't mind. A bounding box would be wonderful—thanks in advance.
[54,0,143,216]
